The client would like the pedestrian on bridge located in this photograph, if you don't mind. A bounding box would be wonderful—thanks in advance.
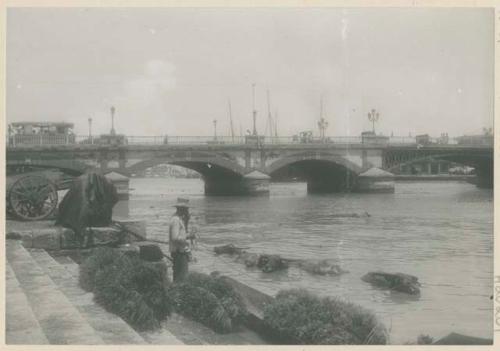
[168,197,194,282]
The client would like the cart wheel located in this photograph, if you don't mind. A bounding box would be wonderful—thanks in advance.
[8,175,58,221]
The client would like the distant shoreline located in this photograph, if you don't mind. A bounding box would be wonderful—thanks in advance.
[130,175,475,182]
[394,175,474,182]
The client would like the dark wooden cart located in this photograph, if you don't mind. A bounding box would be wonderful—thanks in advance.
[6,167,73,221]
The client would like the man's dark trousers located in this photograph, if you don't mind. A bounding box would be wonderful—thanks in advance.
[172,252,189,282]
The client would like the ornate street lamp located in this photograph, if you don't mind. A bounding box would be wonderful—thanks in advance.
[367,108,379,134]
[110,106,116,135]
[317,96,329,141]
[252,83,258,136]
[318,118,329,141]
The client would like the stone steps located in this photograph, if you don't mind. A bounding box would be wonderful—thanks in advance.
[29,248,149,345]
[6,239,184,345]
[7,238,263,345]
[5,263,49,344]
[6,240,104,344]
[50,253,183,344]
[50,254,80,278]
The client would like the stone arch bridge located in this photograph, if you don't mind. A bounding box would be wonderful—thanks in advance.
[6,143,493,195]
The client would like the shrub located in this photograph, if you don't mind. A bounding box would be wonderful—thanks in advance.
[169,272,247,333]
[263,289,387,345]
[79,247,123,291]
[78,247,173,331]
[183,272,247,323]
[79,249,246,333]
[170,283,232,332]
[93,252,173,331]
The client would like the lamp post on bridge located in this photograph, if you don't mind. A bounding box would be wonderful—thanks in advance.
[317,96,329,141]
[213,119,218,141]
[88,117,92,143]
[318,118,329,141]
[367,108,379,134]
[252,83,258,136]
[110,106,116,136]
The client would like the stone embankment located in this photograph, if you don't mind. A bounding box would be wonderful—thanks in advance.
[6,239,181,345]
[5,220,265,345]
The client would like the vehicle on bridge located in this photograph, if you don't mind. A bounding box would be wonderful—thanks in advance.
[415,134,431,146]
[8,122,76,147]
[416,133,451,146]
[292,131,324,143]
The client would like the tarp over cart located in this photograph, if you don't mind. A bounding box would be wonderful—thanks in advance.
[56,172,119,237]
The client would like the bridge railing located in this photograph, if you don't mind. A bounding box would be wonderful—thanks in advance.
[163,136,247,145]
[388,136,417,145]
[387,136,464,146]
[73,135,366,145]
[75,136,97,145]
[8,134,488,148]
[73,135,249,145]
[10,134,76,146]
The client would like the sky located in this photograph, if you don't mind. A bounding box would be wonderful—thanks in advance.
[6,7,494,138]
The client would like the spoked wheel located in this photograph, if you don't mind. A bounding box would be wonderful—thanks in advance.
[8,175,58,221]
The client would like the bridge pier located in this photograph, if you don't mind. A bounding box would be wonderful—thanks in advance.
[475,166,493,189]
[204,171,270,196]
[306,168,395,194]
[354,168,395,193]
[306,172,356,193]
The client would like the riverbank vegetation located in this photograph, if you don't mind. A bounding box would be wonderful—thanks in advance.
[263,289,387,345]
[79,247,123,292]
[80,248,173,330]
[79,248,247,333]
[80,248,386,342]
[169,272,247,333]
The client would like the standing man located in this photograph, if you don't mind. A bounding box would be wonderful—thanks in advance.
[169,197,192,282]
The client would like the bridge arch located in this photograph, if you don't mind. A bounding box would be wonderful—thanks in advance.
[266,152,363,193]
[385,153,489,172]
[127,155,261,195]
[126,155,247,179]
[383,149,493,188]
[267,152,363,175]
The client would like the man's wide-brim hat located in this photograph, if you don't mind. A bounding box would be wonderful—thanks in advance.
[173,197,190,208]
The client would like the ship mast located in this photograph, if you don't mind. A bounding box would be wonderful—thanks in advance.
[320,95,323,120]
[274,109,278,137]
[228,99,235,142]
[252,83,257,136]
[266,89,274,138]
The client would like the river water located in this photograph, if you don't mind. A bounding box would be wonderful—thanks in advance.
[123,178,493,344]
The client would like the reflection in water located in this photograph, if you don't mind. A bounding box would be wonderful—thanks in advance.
[126,178,493,343]
[385,291,422,304]
[113,200,130,218]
